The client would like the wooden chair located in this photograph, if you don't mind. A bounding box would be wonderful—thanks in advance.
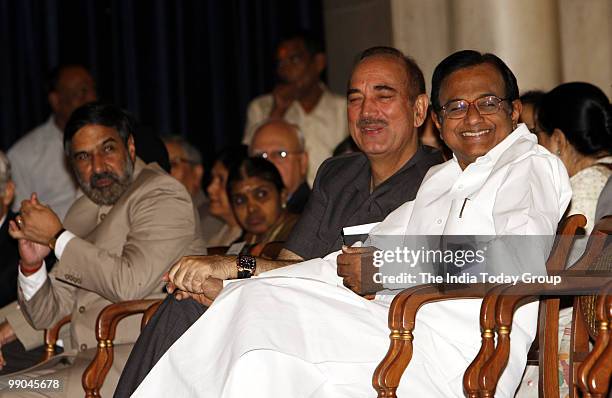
[372,214,587,398]
[464,214,588,397]
[475,216,611,397]
[258,241,285,259]
[78,241,285,396]
[206,245,230,255]
[81,299,162,397]
[578,280,612,398]
[41,314,72,362]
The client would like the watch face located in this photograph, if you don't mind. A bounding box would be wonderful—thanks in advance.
[238,255,256,273]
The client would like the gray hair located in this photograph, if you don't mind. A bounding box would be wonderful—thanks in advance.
[162,135,203,165]
[251,119,306,152]
[0,151,11,193]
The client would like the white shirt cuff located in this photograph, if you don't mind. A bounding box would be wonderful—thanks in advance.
[55,230,76,259]
[18,263,48,301]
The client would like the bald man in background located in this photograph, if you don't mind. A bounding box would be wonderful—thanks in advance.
[249,120,310,214]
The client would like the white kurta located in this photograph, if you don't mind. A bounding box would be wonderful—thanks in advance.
[133,125,571,398]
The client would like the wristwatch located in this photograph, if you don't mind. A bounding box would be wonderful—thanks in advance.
[236,254,256,279]
[48,228,66,250]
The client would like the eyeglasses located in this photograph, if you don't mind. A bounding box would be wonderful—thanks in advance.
[253,150,302,162]
[440,95,508,119]
[169,157,197,167]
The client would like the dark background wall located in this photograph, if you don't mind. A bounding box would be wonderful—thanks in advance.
[0,0,324,169]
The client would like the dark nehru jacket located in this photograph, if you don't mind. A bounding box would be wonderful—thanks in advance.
[284,145,444,259]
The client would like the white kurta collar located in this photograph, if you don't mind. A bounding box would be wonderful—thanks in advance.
[450,123,534,170]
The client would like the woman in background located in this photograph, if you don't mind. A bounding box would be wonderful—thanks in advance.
[226,157,299,254]
[536,82,612,236]
[202,145,248,247]
[519,82,612,397]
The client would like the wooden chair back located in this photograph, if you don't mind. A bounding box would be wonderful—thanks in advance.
[578,280,612,398]
[476,215,611,398]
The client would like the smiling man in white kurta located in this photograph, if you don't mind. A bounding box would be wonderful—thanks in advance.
[132,51,571,398]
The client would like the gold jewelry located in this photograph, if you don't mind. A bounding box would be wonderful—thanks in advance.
[48,228,66,250]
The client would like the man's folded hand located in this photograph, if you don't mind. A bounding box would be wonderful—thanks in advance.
[337,246,382,295]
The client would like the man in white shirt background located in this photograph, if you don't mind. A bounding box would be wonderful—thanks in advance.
[243,32,347,185]
[8,65,97,221]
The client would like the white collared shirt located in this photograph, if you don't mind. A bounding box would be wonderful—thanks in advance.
[8,116,80,220]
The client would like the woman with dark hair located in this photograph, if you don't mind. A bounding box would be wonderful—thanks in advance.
[226,157,299,251]
[202,145,248,247]
[536,82,612,235]
[518,82,612,397]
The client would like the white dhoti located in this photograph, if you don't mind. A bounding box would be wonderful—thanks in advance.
[133,255,537,398]
[133,127,570,397]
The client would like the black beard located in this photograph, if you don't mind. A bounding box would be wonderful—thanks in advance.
[77,158,134,206]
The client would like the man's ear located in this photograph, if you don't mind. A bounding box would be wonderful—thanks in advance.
[413,94,429,128]
[2,181,15,207]
[193,164,204,190]
[432,110,443,134]
[48,92,60,114]
[510,99,522,127]
[313,53,326,75]
[127,135,136,161]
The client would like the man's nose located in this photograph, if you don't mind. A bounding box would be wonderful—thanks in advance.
[360,96,378,118]
[246,198,258,213]
[464,102,484,124]
[92,154,105,173]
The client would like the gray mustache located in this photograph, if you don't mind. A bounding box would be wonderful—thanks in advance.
[357,118,388,129]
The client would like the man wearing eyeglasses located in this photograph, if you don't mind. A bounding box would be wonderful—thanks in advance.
[249,119,310,214]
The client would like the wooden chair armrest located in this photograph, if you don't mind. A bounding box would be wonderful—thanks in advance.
[479,278,611,397]
[258,241,285,259]
[206,246,229,255]
[579,282,612,397]
[41,315,72,362]
[373,283,495,398]
[82,299,162,398]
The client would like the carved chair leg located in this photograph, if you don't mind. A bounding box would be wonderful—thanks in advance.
[372,285,433,397]
[463,285,506,398]
[479,294,529,398]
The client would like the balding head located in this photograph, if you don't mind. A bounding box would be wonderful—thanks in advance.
[249,119,308,195]
[48,65,97,130]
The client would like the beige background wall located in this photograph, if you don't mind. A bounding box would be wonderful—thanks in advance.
[323,0,612,99]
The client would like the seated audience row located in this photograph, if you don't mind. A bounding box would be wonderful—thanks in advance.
[1,44,610,398]
[129,49,574,398]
